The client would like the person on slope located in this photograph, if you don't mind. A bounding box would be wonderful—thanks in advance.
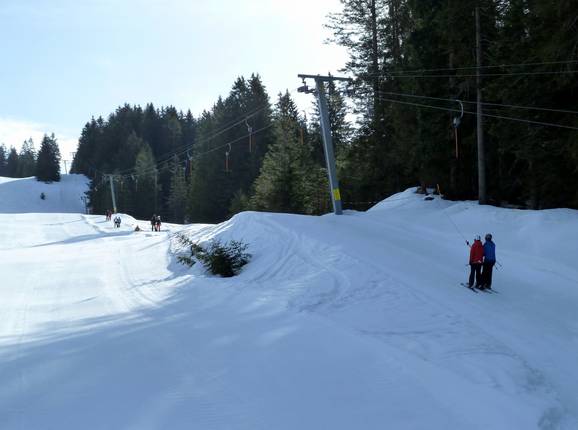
[150,214,156,231]
[114,215,121,228]
[467,235,484,288]
[106,209,112,221]
[155,215,161,232]
[481,233,496,290]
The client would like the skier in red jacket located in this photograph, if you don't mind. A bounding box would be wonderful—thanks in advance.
[467,235,484,288]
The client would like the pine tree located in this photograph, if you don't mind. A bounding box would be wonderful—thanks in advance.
[251,91,328,214]
[35,134,61,182]
[167,156,188,223]
[187,107,228,223]
[18,138,36,177]
[133,144,158,219]
[0,144,7,176]
[228,189,251,217]
[484,0,578,208]
[6,147,20,177]
[326,0,408,204]
[326,0,388,125]
[187,76,275,223]
[309,79,352,164]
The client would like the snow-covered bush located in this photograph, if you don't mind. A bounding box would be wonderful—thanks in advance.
[177,235,251,277]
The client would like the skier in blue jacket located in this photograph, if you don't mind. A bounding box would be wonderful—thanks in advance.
[481,233,496,290]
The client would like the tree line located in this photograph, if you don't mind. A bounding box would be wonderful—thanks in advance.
[71,74,349,223]
[328,0,577,209]
[0,135,62,182]
[72,0,577,223]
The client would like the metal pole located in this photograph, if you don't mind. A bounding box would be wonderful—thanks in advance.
[476,6,487,204]
[315,78,343,215]
[108,175,117,213]
[154,170,158,213]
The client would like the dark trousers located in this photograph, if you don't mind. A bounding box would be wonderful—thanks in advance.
[482,261,495,288]
[469,263,482,287]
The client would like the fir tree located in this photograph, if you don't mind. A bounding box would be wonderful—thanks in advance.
[228,189,250,217]
[252,91,328,214]
[187,76,274,223]
[309,79,352,164]
[6,147,20,178]
[133,144,158,219]
[167,156,188,223]
[0,144,7,176]
[18,138,36,177]
[35,134,61,182]
[326,0,387,118]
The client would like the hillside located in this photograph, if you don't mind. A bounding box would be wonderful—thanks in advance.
[0,179,577,429]
[0,174,88,213]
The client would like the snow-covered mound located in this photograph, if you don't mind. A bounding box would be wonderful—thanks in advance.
[0,174,88,213]
[1,187,577,429]
[175,190,578,429]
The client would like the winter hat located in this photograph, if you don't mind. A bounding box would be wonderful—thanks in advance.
[474,235,481,241]
[485,233,492,241]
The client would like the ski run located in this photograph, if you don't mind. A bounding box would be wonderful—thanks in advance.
[1,175,577,429]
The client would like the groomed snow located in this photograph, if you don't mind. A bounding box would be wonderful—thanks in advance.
[1,178,577,429]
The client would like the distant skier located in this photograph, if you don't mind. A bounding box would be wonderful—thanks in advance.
[155,215,161,232]
[40,192,46,200]
[467,235,484,288]
[150,214,156,231]
[481,233,496,290]
[114,215,121,228]
[106,210,112,221]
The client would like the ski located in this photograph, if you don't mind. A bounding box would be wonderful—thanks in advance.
[475,286,499,294]
[460,282,478,293]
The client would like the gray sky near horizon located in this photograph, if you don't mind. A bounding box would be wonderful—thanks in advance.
[0,0,347,162]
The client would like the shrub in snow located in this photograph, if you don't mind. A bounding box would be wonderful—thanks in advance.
[177,235,251,277]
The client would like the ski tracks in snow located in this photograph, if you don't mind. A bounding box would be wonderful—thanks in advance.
[244,215,352,313]
[237,214,569,429]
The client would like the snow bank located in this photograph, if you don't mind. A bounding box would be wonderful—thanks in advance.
[174,190,578,429]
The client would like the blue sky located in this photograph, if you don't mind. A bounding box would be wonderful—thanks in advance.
[0,0,346,160]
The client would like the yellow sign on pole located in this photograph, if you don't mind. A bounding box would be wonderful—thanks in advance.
[333,188,341,201]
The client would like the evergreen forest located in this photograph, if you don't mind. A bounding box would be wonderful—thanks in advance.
[0,135,61,183]
[65,0,577,223]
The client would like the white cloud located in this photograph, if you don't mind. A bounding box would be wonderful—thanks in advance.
[0,117,79,172]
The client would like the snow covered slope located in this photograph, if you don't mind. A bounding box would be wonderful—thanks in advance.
[1,185,577,429]
[0,174,88,213]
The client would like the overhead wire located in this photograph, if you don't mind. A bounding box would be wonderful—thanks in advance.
[116,122,276,180]
[149,103,270,165]
[110,96,281,180]
[371,69,578,79]
[361,59,578,76]
[365,92,578,131]
[340,85,578,130]
[86,87,286,190]
[114,103,273,176]
[360,90,578,116]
